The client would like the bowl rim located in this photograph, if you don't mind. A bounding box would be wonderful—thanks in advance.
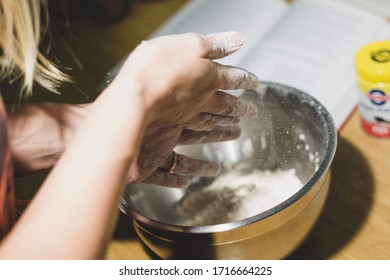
[119,81,338,234]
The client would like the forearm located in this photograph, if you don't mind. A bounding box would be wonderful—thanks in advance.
[7,103,88,176]
[0,81,149,259]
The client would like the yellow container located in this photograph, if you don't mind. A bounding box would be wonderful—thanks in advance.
[355,40,390,138]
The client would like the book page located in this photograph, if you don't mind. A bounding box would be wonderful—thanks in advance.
[150,0,289,65]
[339,0,390,18]
[238,0,390,129]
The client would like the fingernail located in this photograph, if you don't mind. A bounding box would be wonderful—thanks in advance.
[228,32,244,50]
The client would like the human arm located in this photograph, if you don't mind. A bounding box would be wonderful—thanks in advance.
[0,32,259,259]
[7,34,257,187]
[7,97,255,187]
[7,103,88,177]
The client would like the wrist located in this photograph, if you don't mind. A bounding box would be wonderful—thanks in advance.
[107,72,160,126]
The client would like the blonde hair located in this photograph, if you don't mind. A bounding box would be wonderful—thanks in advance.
[0,0,70,96]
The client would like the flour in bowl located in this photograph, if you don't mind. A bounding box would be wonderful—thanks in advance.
[172,168,302,226]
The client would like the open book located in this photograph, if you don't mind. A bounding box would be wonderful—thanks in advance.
[149,0,390,130]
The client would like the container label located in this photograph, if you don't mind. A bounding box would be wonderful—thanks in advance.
[358,88,390,137]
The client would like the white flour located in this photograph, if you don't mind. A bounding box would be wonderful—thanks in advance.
[172,168,302,226]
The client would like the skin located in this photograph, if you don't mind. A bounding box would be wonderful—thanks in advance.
[7,103,88,177]
[0,31,259,259]
[7,95,257,188]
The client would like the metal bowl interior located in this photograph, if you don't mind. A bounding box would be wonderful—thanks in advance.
[120,82,337,236]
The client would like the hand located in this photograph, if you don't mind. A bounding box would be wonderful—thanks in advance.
[116,32,259,187]
[112,31,259,126]
[128,119,247,188]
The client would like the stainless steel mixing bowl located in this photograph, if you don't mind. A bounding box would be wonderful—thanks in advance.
[120,82,337,259]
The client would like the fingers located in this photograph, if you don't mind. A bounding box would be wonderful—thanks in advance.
[179,126,242,145]
[182,93,258,131]
[184,113,240,131]
[186,31,244,60]
[142,171,191,188]
[161,152,221,177]
[187,32,259,89]
[205,91,258,118]
[142,152,221,188]
[199,32,260,89]
[205,31,245,59]
[216,64,259,90]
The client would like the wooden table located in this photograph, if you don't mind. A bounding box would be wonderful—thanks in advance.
[47,0,390,260]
